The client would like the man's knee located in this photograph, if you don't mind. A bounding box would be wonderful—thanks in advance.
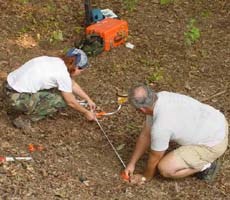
[157,152,187,178]
[158,161,174,178]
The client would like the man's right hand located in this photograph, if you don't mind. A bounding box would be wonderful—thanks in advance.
[84,110,95,121]
[124,163,135,177]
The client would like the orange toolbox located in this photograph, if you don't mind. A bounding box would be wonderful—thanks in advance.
[86,18,128,51]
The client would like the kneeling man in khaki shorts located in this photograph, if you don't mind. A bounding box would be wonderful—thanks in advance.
[124,84,228,184]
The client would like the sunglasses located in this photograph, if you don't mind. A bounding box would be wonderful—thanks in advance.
[78,66,84,70]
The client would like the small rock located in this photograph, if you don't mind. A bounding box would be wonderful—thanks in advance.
[184,81,192,90]
[40,169,48,177]
[83,180,90,186]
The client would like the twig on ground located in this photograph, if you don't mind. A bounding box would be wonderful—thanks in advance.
[201,90,227,102]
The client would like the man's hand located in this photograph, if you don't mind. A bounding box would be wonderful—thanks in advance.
[130,174,146,185]
[84,110,95,121]
[124,163,135,177]
[87,99,96,111]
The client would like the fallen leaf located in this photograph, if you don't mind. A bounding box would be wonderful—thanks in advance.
[116,143,125,151]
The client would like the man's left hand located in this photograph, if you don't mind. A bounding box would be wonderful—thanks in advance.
[130,174,146,185]
[87,99,96,111]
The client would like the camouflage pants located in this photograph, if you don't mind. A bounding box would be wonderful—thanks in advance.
[4,87,67,121]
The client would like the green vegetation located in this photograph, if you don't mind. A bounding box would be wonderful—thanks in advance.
[201,10,211,18]
[122,0,138,12]
[138,58,155,68]
[184,19,200,45]
[160,0,173,5]
[50,30,63,43]
[18,0,29,4]
[147,69,164,83]
[19,26,30,34]
[138,59,164,83]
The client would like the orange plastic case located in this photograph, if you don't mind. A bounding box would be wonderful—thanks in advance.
[86,18,128,51]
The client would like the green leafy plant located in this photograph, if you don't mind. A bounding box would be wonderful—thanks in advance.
[184,19,200,45]
[138,59,164,83]
[19,26,30,34]
[50,30,63,43]
[122,0,138,12]
[160,0,173,5]
[147,70,164,83]
[18,0,29,3]
[138,59,155,67]
[201,10,210,18]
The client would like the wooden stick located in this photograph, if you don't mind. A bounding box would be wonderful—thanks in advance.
[201,90,227,102]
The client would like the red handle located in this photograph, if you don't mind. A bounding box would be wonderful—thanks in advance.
[0,156,6,163]
[120,171,130,181]
[96,111,106,118]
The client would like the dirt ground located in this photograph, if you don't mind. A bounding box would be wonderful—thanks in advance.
[0,0,229,199]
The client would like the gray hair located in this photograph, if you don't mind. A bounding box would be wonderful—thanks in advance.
[128,84,158,108]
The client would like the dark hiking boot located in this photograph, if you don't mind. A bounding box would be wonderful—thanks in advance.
[12,116,32,133]
[196,159,221,182]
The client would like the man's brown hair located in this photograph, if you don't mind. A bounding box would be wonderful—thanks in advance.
[59,55,76,74]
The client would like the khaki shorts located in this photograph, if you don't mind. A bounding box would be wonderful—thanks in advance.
[174,120,229,171]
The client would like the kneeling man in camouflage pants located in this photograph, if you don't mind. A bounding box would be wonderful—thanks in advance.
[4,48,96,129]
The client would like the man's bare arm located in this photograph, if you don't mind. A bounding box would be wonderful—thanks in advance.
[61,91,94,120]
[72,80,91,101]
[129,123,151,165]
[124,122,151,175]
[143,150,165,180]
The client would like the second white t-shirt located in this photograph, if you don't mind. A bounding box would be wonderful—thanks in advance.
[146,92,226,151]
[7,56,72,93]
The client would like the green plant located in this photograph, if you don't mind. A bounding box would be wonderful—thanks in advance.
[19,26,30,34]
[18,0,29,3]
[138,59,155,67]
[147,70,164,83]
[122,0,138,12]
[160,0,173,5]
[50,30,63,43]
[184,19,200,45]
[74,26,84,34]
[201,10,210,18]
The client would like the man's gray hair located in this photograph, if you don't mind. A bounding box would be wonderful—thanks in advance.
[128,84,158,108]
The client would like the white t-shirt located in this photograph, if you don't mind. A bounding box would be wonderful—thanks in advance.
[7,56,72,93]
[146,91,226,151]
